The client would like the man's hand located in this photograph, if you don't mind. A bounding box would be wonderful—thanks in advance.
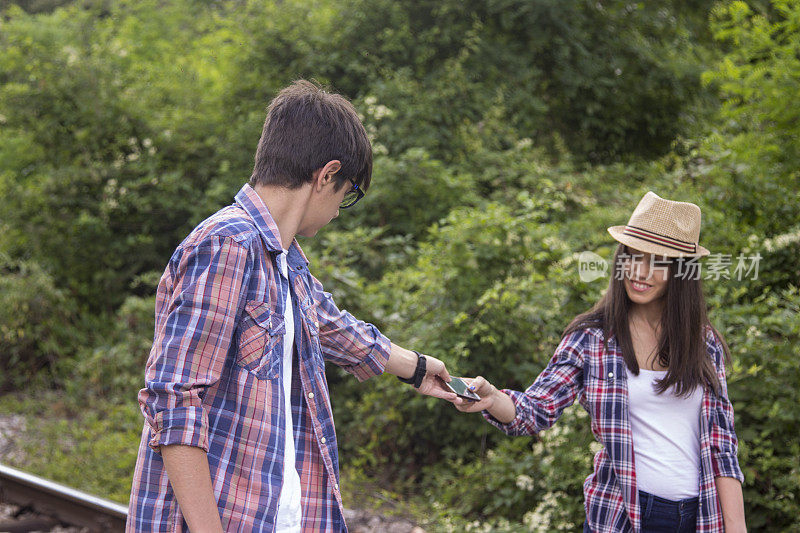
[385,343,457,402]
[416,354,457,401]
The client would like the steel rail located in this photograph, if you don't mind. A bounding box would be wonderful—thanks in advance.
[0,462,128,531]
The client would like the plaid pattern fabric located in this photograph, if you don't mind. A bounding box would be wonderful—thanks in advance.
[485,327,743,533]
[127,184,391,532]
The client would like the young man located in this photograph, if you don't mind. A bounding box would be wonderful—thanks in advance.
[127,80,456,532]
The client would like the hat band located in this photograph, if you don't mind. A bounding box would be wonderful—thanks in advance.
[623,225,697,253]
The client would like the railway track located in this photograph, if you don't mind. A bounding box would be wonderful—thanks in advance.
[0,463,423,532]
[0,463,128,532]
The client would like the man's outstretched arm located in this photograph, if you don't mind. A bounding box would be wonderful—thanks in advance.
[307,272,455,400]
[385,342,457,401]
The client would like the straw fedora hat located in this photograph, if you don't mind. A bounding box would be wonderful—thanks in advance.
[607,191,710,258]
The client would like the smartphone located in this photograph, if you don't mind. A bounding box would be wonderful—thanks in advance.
[442,376,481,401]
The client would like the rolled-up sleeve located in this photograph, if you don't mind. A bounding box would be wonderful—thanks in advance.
[308,274,390,381]
[139,236,251,453]
[484,331,585,436]
[709,338,745,482]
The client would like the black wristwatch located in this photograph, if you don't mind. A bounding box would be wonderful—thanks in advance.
[397,351,426,388]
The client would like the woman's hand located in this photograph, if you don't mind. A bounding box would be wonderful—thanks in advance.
[453,376,500,412]
[452,376,517,424]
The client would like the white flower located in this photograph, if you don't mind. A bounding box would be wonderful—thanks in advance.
[63,46,79,65]
[746,325,762,338]
[516,474,535,491]
[763,227,800,252]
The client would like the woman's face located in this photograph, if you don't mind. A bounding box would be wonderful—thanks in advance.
[621,247,670,306]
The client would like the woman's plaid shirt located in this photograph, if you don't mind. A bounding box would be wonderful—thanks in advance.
[485,327,743,533]
[127,184,391,532]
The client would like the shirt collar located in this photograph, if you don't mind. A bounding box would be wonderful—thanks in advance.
[234,183,310,265]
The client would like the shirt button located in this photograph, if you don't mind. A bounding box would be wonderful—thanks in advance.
[320,437,326,444]
[334,483,339,491]
[608,371,614,378]
[308,392,314,399]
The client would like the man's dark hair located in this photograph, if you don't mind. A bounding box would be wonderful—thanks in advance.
[249,80,372,192]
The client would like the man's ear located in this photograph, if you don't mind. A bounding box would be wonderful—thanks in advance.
[313,160,342,192]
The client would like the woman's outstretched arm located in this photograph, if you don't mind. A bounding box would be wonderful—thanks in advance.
[451,329,589,435]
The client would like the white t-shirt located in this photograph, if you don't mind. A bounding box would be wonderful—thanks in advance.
[274,251,302,531]
[626,367,703,500]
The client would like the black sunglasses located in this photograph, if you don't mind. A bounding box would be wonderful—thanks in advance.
[340,178,364,209]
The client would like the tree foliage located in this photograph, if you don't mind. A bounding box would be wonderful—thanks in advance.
[0,0,798,529]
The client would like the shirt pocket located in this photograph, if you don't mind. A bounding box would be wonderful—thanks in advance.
[584,358,624,423]
[235,300,285,380]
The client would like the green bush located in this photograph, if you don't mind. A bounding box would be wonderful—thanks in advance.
[61,294,156,405]
[424,405,594,531]
[702,0,800,235]
[0,2,238,313]
[0,392,141,504]
[0,256,81,390]
[330,0,714,161]
[332,190,581,478]
[715,287,800,531]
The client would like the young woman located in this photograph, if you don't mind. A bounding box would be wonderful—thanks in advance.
[455,192,746,532]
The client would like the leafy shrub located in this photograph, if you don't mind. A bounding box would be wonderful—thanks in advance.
[331,190,582,478]
[0,256,81,390]
[702,0,800,235]
[0,2,237,313]
[0,392,141,504]
[331,0,713,161]
[715,287,800,531]
[62,294,156,405]
[424,405,594,530]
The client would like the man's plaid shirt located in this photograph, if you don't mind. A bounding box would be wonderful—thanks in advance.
[127,184,391,532]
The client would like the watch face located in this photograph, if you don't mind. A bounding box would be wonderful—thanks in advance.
[447,377,481,401]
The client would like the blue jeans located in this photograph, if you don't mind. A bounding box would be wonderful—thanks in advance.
[639,490,698,532]
[582,490,698,532]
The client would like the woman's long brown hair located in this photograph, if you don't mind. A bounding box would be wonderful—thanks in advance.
[564,244,729,396]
